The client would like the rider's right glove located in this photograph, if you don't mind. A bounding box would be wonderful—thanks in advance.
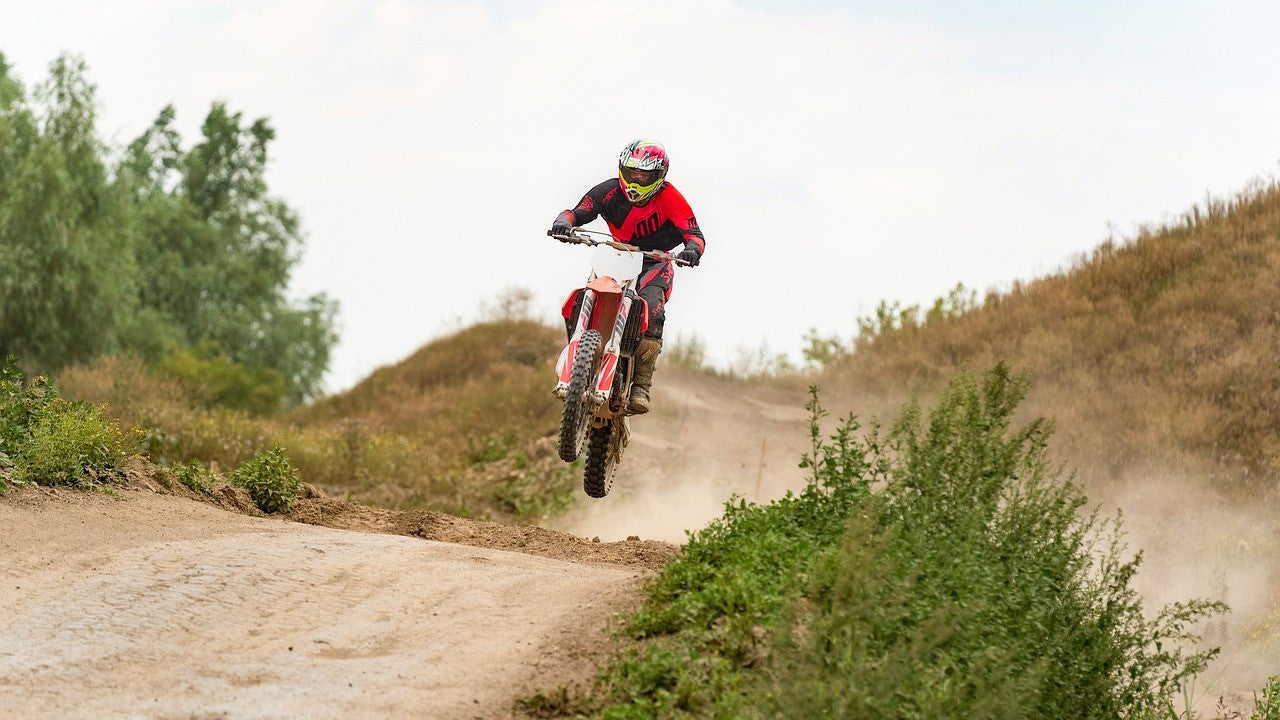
[550,216,574,241]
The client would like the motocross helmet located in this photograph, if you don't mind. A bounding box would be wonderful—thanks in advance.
[618,139,669,204]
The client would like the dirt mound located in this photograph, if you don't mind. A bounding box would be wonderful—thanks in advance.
[104,458,678,569]
[288,484,678,570]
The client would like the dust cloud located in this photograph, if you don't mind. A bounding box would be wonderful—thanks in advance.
[1088,465,1280,707]
[551,368,811,543]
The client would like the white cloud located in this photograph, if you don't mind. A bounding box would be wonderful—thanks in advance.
[6,0,1280,390]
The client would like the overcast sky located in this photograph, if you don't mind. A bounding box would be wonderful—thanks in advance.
[7,0,1280,391]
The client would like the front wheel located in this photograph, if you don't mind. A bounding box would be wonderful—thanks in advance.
[558,329,602,462]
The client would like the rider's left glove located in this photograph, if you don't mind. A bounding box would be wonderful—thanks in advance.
[676,248,701,266]
[550,217,574,241]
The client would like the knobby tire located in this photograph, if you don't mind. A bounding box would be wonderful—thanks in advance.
[583,420,618,498]
[558,329,602,463]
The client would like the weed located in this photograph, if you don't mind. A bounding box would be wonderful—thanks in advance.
[585,389,878,717]
[160,342,286,414]
[170,460,216,493]
[1254,676,1280,720]
[763,366,1224,719]
[232,446,302,513]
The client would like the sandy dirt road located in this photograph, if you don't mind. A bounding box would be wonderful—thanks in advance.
[0,488,644,720]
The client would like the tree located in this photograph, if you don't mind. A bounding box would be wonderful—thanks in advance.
[125,101,337,404]
[0,54,137,371]
[0,53,337,407]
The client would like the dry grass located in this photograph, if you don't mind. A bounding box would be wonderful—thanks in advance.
[827,178,1280,491]
[297,320,563,462]
[55,320,573,521]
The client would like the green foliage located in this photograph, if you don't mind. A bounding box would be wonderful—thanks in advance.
[855,282,980,348]
[126,100,338,404]
[232,446,302,513]
[1,355,128,488]
[169,459,216,493]
[14,401,129,487]
[587,391,878,718]
[161,342,286,414]
[0,52,337,405]
[466,431,519,465]
[0,54,138,371]
[1255,676,1280,720]
[856,298,917,341]
[0,355,58,459]
[58,320,574,523]
[763,365,1223,720]
[801,327,847,368]
[298,418,415,490]
[582,367,1224,720]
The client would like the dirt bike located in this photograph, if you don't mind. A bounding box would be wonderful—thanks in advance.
[548,227,692,498]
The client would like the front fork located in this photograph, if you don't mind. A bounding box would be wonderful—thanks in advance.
[554,290,634,414]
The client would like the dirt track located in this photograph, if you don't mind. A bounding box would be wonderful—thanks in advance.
[0,488,648,720]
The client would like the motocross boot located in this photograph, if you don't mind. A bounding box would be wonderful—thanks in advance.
[628,337,661,414]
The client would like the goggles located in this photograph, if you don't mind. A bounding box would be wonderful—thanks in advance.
[620,166,662,186]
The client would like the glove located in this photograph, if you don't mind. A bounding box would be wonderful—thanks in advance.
[676,248,701,266]
[550,216,574,241]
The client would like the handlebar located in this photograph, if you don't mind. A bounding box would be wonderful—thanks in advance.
[547,228,694,267]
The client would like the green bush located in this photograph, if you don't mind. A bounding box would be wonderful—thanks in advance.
[170,459,216,493]
[2,355,129,489]
[232,446,302,513]
[762,365,1223,719]
[12,401,129,487]
[577,365,1224,720]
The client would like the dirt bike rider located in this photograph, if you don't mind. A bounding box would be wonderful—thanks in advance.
[549,139,705,415]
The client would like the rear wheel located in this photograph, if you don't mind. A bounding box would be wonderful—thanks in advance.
[583,420,622,498]
[558,329,602,462]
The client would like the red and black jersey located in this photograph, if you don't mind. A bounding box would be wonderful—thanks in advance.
[556,180,706,259]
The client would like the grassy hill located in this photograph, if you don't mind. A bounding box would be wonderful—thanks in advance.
[298,320,562,463]
[55,320,575,521]
[293,319,571,514]
[824,179,1280,489]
